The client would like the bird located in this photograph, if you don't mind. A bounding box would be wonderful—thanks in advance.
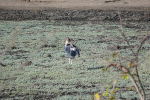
[64,37,80,64]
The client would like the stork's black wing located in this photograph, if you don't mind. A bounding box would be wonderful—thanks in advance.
[64,44,80,58]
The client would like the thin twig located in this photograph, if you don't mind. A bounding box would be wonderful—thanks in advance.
[137,35,150,55]
[128,73,144,100]
[117,10,146,100]
[117,11,136,56]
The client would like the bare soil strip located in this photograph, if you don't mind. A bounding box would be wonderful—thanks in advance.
[0,8,150,21]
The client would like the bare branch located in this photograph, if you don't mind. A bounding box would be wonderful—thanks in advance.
[117,11,136,56]
[108,63,129,73]
[137,35,150,55]
[117,10,147,100]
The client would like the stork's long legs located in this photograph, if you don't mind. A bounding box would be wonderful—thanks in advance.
[69,58,70,64]
[69,58,72,64]
[71,59,72,64]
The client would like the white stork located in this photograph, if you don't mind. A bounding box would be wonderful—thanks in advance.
[64,38,80,64]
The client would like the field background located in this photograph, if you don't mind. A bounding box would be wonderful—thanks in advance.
[0,20,150,99]
[0,0,150,99]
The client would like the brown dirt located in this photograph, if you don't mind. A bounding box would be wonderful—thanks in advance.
[0,0,150,10]
[0,0,149,21]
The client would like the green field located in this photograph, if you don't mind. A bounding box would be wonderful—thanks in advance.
[0,20,150,100]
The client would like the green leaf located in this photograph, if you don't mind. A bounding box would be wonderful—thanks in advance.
[102,88,109,97]
[121,74,129,80]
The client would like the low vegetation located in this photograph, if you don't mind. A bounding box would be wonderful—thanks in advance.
[0,20,150,99]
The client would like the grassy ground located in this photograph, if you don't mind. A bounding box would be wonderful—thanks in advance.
[0,20,150,100]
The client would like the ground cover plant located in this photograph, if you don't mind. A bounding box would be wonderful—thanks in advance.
[0,20,150,100]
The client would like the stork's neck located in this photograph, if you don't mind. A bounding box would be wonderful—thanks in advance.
[65,43,74,47]
[65,40,72,45]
